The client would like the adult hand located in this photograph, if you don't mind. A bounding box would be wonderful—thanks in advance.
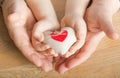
[55,0,120,73]
[2,0,53,72]
[86,0,120,40]
[55,31,105,73]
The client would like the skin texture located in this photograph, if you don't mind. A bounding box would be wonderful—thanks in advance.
[1,0,54,72]
[61,0,89,58]
[55,0,120,74]
[1,0,120,73]
[25,0,60,57]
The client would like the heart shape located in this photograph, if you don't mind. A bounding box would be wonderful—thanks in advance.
[51,30,68,42]
[43,27,77,55]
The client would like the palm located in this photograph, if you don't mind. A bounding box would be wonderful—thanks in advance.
[55,30,104,73]
[2,0,53,71]
[55,0,120,73]
[85,1,120,39]
[55,6,106,74]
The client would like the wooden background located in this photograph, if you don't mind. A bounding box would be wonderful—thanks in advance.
[0,0,120,78]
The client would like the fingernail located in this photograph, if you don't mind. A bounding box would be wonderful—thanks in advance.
[32,54,42,67]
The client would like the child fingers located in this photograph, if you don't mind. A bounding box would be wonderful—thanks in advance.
[32,20,59,47]
[40,48,58,57]
[64,21,87,58]
[33,42,50,52]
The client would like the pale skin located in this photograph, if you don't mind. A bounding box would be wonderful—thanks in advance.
[1,0,56,72]
[1,0,120,73]
[25,0,60,57]
[25,0,88,57]
[61,0,89,57]
[55,0,120,73]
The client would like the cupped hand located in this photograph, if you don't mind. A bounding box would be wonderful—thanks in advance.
[61,14,87,57]
[55,31,105,73]
[85,0,120,40]
[25,0,60,57]
[1,0,53,72]
[32,18,60,57]
[55,0,120,73]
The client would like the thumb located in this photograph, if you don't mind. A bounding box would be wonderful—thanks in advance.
[99,17,119,40]
[32,20,59,42]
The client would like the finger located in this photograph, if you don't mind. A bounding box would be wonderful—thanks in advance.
[2,0,49,68]
[32,20,59,42]
[99,17,119,40]
[41,56,53,72]
[40,48,58,57]
[14,28,53,71]
[32,20,59,51]
[57,32,105,73]
[67,32,105,68]
[57,64,68,74]
[49,49,58,57]
[11,27,43,67]
[42,62,53,72]
[64,21,87,57]
[55,56,66,71]
[32,40,50,52]
[7,17,42,67]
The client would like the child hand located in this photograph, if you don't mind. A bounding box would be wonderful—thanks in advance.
[61,14,87,57]
[32,18,59,57]
[26,0,60,57]
[59,0,89,58]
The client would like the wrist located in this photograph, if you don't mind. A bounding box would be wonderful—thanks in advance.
[43,16,59,26]
[65,0,90,18]
[65,11,85,18]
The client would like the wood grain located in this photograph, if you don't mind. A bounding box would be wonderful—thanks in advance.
[0,0,120,78]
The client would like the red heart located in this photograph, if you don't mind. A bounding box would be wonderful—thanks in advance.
[51,30,68,42]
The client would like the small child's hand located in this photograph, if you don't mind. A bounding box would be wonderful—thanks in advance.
[32,18,59,57]
[25,0,60,57]
[61,14,87,57]
[58,0,89,58]
[85,0,120,39]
